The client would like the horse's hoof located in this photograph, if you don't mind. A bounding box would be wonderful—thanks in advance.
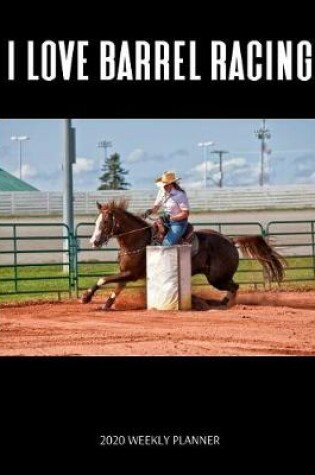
[81,291,92,304]
[100,304,113,311]
[100,297,115,311]
[221,294,236,309]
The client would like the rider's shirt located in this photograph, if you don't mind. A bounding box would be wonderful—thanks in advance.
[154,188,190,217]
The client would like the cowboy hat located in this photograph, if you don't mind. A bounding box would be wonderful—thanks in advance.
[155,171,181,185]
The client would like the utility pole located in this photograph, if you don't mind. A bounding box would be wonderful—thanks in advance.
[254,119,271,186]
[97,140,112,169]
[210,150,228,188]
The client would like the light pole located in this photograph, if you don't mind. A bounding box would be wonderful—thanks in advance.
[198,141,215,188]
[210,150,229,188]
[11,135,30,180]
[254,119,271,186]
[97,140,112,169]
[62,119,76,272]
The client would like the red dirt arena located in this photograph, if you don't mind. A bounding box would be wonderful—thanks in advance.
[1,289,315,356]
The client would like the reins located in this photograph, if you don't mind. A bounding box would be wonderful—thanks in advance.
[107,214,153,256]
[103,214,151,243]
[118,247,147,256]
[116,224,152,256]
[117,225,152,237]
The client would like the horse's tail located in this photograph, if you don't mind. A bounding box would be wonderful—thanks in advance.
[232,235,286,284]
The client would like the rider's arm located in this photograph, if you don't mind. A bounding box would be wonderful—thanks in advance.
[151,204,161,214]
[144,201,161,218]
[170,209,189,221]
[151,188,164,214]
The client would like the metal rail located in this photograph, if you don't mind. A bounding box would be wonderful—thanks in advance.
[1,219,315,302]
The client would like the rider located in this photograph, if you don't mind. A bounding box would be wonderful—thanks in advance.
[144,171,190,246]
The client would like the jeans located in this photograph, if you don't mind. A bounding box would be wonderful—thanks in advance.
[162,220,188,246]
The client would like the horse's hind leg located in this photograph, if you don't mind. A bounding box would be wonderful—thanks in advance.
[220,281,239,308]
[205,276,239,309]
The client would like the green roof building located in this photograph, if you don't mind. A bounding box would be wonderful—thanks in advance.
[0,168,38,191]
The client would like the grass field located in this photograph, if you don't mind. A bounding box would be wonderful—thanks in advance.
[1,257,315,303]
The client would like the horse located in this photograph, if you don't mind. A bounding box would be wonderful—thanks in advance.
[81,199,285,310]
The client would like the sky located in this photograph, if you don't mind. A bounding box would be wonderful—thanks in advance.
[0,119,315,191]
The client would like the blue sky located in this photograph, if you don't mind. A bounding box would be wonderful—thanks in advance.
[0,119,315,191]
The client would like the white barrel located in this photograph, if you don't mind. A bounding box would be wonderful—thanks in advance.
[146,245,191,310]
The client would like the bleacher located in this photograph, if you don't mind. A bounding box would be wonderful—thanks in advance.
[0,184,315,216]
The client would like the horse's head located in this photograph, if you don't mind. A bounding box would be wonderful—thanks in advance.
[90,202,119,248]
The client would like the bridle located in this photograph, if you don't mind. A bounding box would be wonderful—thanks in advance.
[98,210,152,249]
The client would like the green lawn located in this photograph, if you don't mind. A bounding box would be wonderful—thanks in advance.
[1,257,315,303]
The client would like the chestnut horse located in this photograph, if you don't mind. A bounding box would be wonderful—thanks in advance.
[81,199,285,310]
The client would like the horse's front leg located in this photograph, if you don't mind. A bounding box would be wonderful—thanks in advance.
[81,279,102,303]
[81,271,131,308]
[101,281,126,310]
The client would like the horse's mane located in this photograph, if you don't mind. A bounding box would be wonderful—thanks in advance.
[105,198,129,212]
[103,199,147,226]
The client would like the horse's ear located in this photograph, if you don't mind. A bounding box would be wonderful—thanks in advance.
[96,202,102,211]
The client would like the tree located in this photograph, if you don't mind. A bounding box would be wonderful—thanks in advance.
[98,153,131,190]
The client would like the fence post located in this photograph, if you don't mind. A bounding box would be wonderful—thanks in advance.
[311,221,315,278]
[47,192,50,215]
[13,224,18,292]
[11,192,15,215]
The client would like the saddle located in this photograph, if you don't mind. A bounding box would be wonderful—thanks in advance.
[151,218,197,248]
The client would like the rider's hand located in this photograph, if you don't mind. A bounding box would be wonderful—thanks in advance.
[143,208,153,219]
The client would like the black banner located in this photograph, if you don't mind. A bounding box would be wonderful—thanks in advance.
[1,11,314,470]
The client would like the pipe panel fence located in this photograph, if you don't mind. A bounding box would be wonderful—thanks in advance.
[1,219,315,301]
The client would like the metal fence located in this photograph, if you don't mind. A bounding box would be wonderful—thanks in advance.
[266,220,315,283]
[0,223,75,299]
[1,219,315,300]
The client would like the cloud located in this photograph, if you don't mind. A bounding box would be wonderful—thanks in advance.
[187,156,262,187]
[224,159,260,186]
[22,163,38,178]
[299,171,315,184]
[126,148,189,164]
[191,157,247,175]
[13,163,38,179]
[25,169,62,191]
[127,148,146,163]
[127,149,165,164]
[184,180,204,189]
[73,157,96,175]
[223,157,247,171]
[293,154,315,179]
[9,156,97,191]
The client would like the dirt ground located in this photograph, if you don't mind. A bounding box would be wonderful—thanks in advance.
[1,289,315,356]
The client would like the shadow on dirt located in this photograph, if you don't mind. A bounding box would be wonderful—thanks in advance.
[236,292,315,310]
